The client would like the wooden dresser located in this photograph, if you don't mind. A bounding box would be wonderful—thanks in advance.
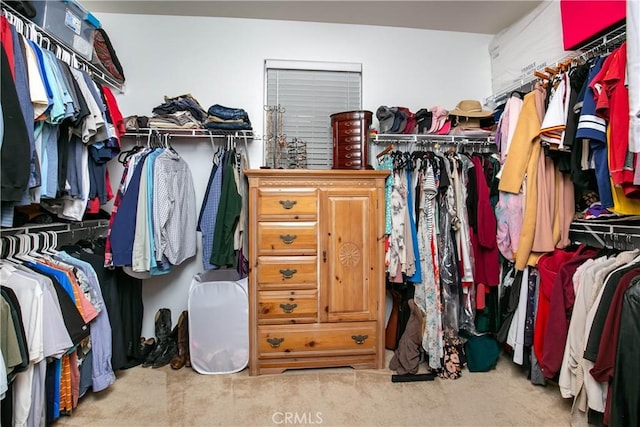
[245,169,388,375]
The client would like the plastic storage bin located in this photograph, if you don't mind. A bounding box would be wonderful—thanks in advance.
[188,270,249,374]
[32,0,100,60]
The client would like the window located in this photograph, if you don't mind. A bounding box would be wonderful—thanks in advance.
[265,60,362,169]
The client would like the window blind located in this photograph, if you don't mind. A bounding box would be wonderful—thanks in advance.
[265,66,362,169]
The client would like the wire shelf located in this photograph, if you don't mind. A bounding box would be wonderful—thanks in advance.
[1,1,125,93]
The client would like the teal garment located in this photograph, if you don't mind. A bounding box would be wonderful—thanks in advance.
[377,155,394,235]
[39,51,65,124]
[145,149,171,276]
[210,150,242,267]
[43,51,74,119]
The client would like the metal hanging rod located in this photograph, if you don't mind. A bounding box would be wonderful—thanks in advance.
[1,2,125,93]
[123,128,256,139]
[569,217,640,250]
[0,219,109,253]
[373,134,495,145]
[485,23,626,106]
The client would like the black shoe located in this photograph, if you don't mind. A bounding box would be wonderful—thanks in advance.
[152,339,178,368]
[142,309,172,367]
[139,337,156,362]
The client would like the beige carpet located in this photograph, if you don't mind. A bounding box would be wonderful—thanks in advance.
[54,352,573,427]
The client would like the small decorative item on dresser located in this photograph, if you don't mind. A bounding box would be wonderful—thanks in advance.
[330,110,373,170]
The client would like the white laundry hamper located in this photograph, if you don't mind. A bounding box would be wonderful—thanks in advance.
[188,270,249,374]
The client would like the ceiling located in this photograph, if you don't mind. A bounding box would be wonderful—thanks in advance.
[85,0,543,35]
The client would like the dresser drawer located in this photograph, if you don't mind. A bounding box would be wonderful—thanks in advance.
[334,159,363,169]
[258,190,317,219]
[258,322,377,358]
[336,149,362,159]
[336,126,365,138]
[258,256,317,290]
[258,290,318,324]
[257,222,317,255]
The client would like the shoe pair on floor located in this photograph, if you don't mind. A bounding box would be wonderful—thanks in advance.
[140,308,190,369]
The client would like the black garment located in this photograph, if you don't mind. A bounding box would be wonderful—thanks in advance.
[61,61,91,127]
[153,98,206,122]
[115,268,144,367]
[1,381,13,427]
[56,58,81,121]
[497,269,524,344]
[1,286,30,377]
[21,265,90,345]
[56,120,71,197]
[0,44,31,202]
[584,260,640,362]
[465,155,478,232]
[523,268,538,347]
[88,145,111,204]
[60,246,129,370]
[45,360,55,425]
[610,277,640,427]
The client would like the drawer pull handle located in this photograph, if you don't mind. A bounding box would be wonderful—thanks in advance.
[267,337,284,348]
[279,303,298,313]
[351,334,368,345]
[280,234,297,244]
[279,200,297,209]
[279,268,297,279]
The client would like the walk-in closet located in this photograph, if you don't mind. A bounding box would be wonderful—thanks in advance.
[1,0,638,426]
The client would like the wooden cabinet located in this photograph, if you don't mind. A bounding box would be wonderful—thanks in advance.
[245,169,388,375]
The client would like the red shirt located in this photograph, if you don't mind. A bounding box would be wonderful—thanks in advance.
[593,43,638,195]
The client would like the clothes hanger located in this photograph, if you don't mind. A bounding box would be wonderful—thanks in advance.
[16,234,36,262]
[4,235,21,264]
[44,231,59,255]
[376,144,394,159]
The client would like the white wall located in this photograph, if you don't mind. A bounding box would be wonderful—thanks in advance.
[97,12,493,338]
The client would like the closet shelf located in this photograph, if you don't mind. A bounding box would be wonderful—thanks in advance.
[1,2,125,93]
[123,128,256,140]
[373,133,495,145]
[485,23,626,106]
[1,219,109,248]
[569,217,640,250]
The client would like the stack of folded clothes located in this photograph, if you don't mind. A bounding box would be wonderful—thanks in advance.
[149,94,207,129]
[414,106,451,135]
[376,106,416,134]
[205,104,252,131]
[377,106,453,135]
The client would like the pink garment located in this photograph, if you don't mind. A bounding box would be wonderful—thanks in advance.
[496,192,524,262]
[500,96,524,165]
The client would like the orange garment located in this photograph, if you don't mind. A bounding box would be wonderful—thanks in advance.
[498,85,547,194]
[60,355,72,414]
[39,259,98,323]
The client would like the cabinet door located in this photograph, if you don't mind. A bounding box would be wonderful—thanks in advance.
[320,188,378,322]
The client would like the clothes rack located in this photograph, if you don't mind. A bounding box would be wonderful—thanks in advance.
[569,218,640,250]
[122,128,255,168]
[0,1,125,93]
[0,219,109,252]
[485,23,627,107]
[373,133,496,154]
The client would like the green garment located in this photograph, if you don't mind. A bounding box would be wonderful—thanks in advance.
[210,151,242,267]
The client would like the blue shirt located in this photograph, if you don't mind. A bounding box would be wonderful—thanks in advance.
[111,153,150,266]
[197,150,225,270]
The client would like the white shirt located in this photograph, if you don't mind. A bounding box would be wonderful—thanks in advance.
[153,150,197,265]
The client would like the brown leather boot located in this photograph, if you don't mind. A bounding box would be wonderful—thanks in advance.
[170,311,189,370]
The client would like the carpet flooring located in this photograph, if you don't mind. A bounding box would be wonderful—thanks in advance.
[54,352,574,427]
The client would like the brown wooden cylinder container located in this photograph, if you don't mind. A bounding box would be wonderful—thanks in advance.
[330,110,373,169]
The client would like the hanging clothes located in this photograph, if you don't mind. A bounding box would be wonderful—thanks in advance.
[0,15,123,226]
